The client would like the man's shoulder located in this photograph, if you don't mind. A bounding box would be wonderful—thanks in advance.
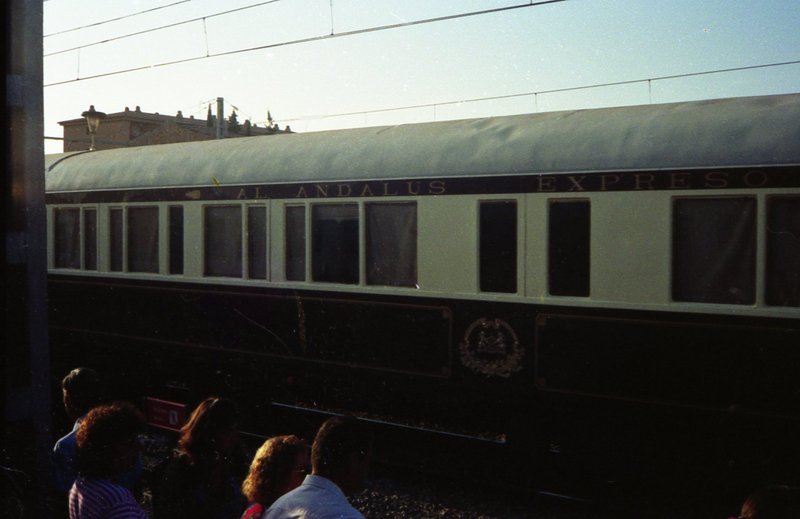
[263,507,364,519]
[263,481,364,519]
[53,429,77,452]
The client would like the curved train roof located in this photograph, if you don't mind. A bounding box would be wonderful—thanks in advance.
[47,93,800,193]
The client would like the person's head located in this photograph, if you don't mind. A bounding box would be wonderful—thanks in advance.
[62,367,101,420]
[179,397,240,462]
[739,485,800,519]
[311,416,373,496]
[75,402,145,479]
[242,435,309,506]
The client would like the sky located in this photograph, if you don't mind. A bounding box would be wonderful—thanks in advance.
[42,0,800,154]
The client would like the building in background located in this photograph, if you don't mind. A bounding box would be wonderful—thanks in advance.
[59,102,291,152]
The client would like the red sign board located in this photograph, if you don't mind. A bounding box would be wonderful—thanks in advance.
[144,397,187,432]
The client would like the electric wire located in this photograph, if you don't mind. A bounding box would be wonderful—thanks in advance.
[41,1,797,136]
[44,0,567,86]
[44,0,563,58]
[278,60,800,123]
[43,58,800,140]
[44,0,192,38]
[44,0,284,57]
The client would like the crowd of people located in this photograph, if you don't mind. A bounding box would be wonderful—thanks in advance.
[53,367,799,519]
[52,367,373,519]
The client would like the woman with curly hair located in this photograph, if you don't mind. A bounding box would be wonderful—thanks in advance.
[69,402,146,519]
[737,485,800,519]
[240,436,309,519]
[154,397,247,519]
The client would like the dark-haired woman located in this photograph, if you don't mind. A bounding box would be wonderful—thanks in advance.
[240,435,308,519]
[154,397,247,519]
[69,402,147,519]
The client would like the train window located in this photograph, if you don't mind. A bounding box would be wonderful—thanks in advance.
[247,206,267,279]
[312,204,358,284]
[54,207,80,269]
[285,206,306,281]
[109,208,123,272]
[480,201,517,293]
[548,200,590,297]
[366,202,417,287]
[169,206,184,275]
[766,196,800,307]
[128,207,160,273]
[204,206,242,278]
[673,197,755,305]
[83,208,97,271]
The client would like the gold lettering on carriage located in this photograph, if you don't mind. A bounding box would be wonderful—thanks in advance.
[235,169,777,199]
[292,180,446,198]
[567,175,587,191]
[744,170,768,188]
[237,187,271,199]
[634,173,655,190]
[704,171,729,188]
[600,174,621,190]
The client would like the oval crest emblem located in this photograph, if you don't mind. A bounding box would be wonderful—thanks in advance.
[459,318,524,378]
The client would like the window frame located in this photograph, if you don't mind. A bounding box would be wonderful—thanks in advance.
[365,201,418,288]
[126,205,161,274]
[671,196,757,305]
[311,203,360,285]
[246,204,269,280]
[765,195,800,307]
[478,199,518,294]
[285,204,308,282]
[82,207,98,271]
[53,206,82,270]
[548,198,591,298]
[203,203,244,278]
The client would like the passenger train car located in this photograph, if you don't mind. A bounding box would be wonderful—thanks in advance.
[46,94,800,487]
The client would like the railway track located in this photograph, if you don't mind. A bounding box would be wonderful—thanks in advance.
[283,406,758,518]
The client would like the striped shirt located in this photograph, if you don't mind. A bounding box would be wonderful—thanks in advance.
[69,477,147,519]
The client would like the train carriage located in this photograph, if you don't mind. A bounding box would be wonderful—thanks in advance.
[46,94,800,488]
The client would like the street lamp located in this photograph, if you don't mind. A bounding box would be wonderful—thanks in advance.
[81,105,106,151]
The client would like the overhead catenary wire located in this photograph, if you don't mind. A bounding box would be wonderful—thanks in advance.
[43,0,564,59]
[41,1,798,136]
[277,60,800,124]
[44,0,284,57]
[44,0,192,38]
[43,56,798,137]
[44,0,567,87]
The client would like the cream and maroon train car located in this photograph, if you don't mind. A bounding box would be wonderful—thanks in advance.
[46,93,800,483]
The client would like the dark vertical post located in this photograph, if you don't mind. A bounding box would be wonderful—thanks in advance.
[4,0,52,517]
[216,97,225,139]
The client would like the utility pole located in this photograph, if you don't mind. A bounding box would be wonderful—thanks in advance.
[5,0,52,517]
[216,97,225,139]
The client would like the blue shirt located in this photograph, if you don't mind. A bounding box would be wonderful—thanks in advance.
[262,475,364,519]
[53,420,82,494]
